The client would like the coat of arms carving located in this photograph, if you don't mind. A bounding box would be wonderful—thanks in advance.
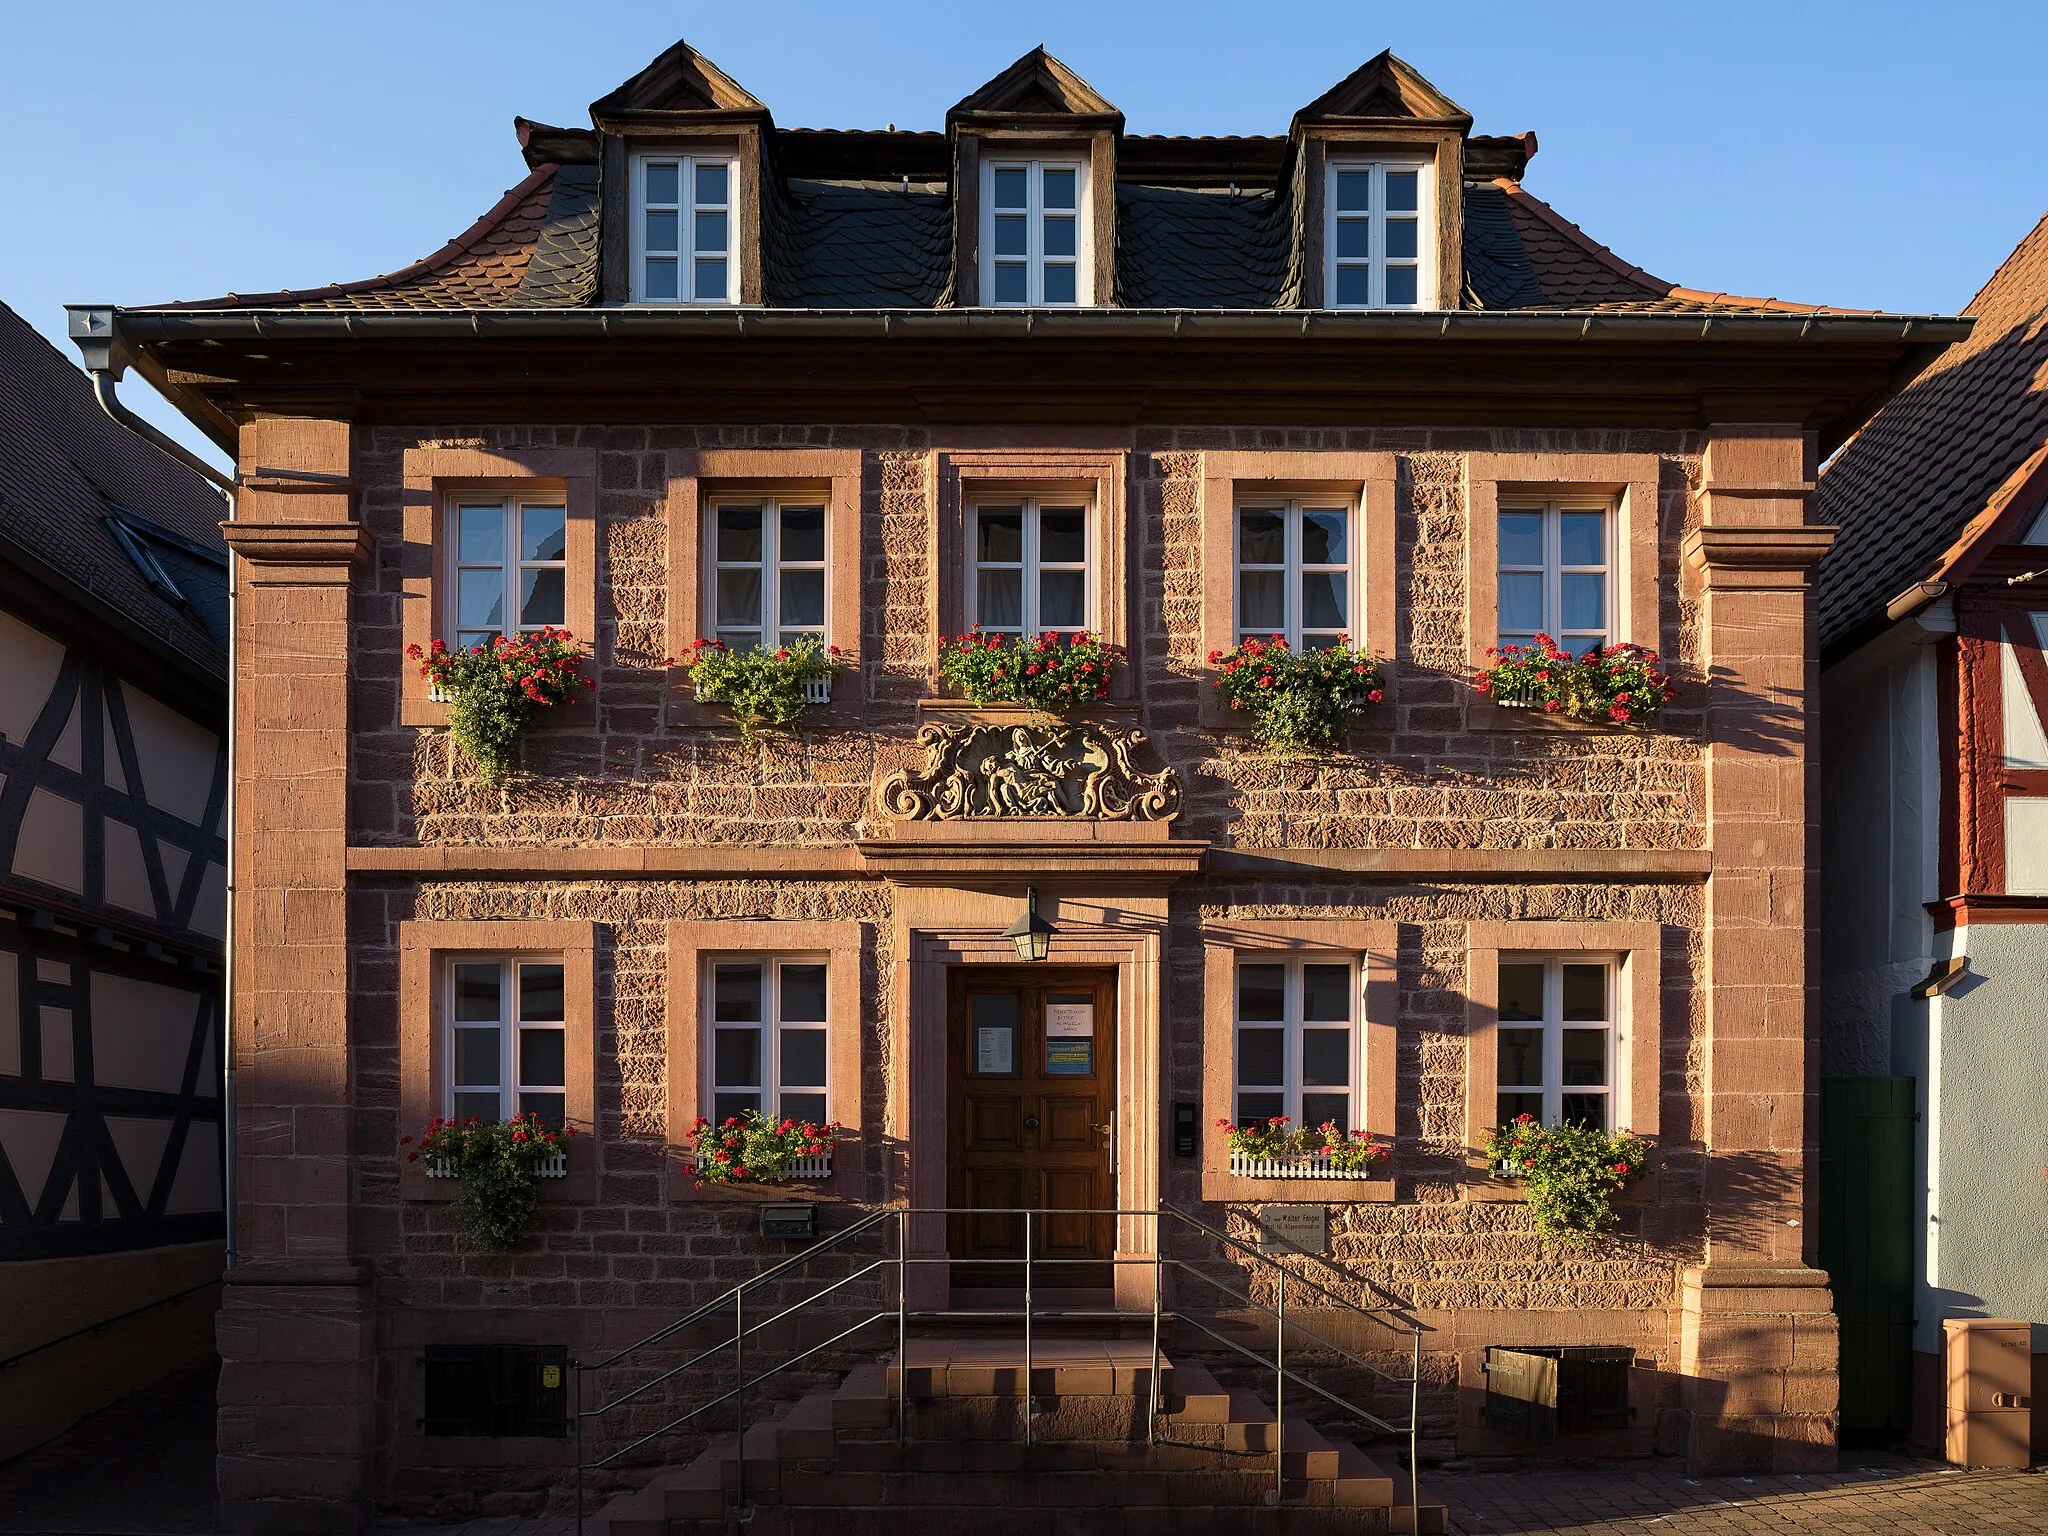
[876,721,1180,822]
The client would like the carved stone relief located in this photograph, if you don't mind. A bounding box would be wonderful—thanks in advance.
[875,722,1180,822]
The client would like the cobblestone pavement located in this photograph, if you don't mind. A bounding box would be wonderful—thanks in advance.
[5,1370,2046,1536]
[1434,1453,2048,1535]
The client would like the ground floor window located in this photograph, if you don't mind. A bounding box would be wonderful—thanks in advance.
[1232,956,1357,1132]
[1495,956,1614,1130]
[447,956,566,1126]
[708,957,830,1125]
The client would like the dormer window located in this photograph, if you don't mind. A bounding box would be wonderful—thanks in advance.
[1325,159,1431,310]
[633,153,737,304]
[982,160,1089,306]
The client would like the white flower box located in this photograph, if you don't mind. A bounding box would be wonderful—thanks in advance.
[801,676,832,706]
[426,1153,567,1179]
[694,1151,833,1182]
[1228,1149,1383,1180]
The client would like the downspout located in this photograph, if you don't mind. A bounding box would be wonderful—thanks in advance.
[80,367,241,1272]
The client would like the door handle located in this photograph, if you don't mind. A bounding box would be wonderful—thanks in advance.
[1024,1116,1040,1130]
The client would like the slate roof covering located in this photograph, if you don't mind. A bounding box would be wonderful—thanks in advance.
[1117,185,1289,308]
[1813,213,2048,653]
[764,180,951,308]
[0,302,228,676]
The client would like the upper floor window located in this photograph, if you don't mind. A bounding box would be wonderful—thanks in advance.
[708,496,826,652]
[982,160,1087,306]
[1326,160,1430,310]
[449,495,566,649]
[448,956,566,1126]
[1495,957,1614,1131]
[1233,957,1357,1133]
[1497,502,1611,655]
[969,499,1090,636]
[708,956,829,1126]
[1236,501,1354,648]
[633,154,736,305]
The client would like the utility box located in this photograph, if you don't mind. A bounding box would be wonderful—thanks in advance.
[760,1201,818,1240]
[1481,1345,1634,1441]
[1944,1318,2032,1468]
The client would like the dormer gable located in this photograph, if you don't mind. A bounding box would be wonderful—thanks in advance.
[947,48,1119,307]
[1289,52,1468,312]
[591,40,769,306]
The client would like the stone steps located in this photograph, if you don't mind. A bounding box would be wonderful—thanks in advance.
[588,1339,1446,1536]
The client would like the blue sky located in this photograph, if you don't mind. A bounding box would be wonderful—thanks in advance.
[5,0,2045,467]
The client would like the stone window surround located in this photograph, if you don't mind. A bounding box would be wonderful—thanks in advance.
[1463,453,1662,699]
[398,446,599,730]
[664,449,863,725]
[397,919,598,1202]
[666,919,864,1203]
[1462,920,1663,1197]
[930,447,1130,694]
[1198,919,1397,1202]
[1199,451,1397,727]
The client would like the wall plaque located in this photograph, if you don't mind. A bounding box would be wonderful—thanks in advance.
[875,721,1179,822]
[1256,1204,1329,1256]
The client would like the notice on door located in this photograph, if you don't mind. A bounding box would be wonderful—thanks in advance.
[1045,999,1095,1037]
[976,1026,1015,1075]
[1044,1038,1094,1075]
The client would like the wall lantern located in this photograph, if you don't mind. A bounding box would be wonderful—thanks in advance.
[1003,886,1057,963]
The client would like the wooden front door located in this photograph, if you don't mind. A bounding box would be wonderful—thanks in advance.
[946,968,1117,1292]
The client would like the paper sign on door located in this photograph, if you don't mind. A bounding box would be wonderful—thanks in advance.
[1045,1039,1093,1075]
[976,1026,1015,1075]
[1045,1000,1095,1038]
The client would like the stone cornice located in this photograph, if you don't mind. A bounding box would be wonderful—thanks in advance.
[1682,524,1837,576]
[220,520,372,566]
[345,842,1710,882]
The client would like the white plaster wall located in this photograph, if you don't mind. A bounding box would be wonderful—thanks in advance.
[1909,921,2048,1353]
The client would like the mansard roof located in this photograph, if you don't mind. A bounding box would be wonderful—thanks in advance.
[1815,212,2048,654]
[150,42,1891,320]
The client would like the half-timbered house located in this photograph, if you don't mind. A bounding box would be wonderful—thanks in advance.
[72,41,1969,1532]
[0,300,228,1455]
[1814,213,2048,1460]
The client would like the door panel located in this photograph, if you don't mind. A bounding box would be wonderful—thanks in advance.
[947,968,1116,1291]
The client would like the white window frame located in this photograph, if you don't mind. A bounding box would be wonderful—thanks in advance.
[1324,157,1433,311]
[1494,954,1617,1132]
[704,955,832,1126]
[1230,955,1360,1133]
[966,498,1094,637]
[980,158,1091,308]
[1233,498,1359,648]
[1496,500,1615,655]
[443,954,568,1124]
[703,494,829,653]
[631,152,739,306]
[446,494,568,650]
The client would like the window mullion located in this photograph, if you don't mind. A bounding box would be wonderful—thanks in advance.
[501,959,516,1121]
[1284,503,1300,646]
[1023,501,1039,635]
[1544,959,1562,1126]
[763,502,779,644]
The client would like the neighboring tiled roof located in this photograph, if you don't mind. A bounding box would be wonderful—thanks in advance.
[0,302,228,675]
[1814,213,2048,652]
[1117,185,1289,308]
[765,180,951,307]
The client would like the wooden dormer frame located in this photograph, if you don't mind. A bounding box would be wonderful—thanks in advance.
[1290,51,1470,311]
[947,48,1121,307]
[590,40,772,307]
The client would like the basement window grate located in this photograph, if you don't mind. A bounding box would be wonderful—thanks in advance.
[423,1344,569,1438]
[1481,1345,1634,1441]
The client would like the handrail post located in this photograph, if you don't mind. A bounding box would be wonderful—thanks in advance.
[1271,1266,1285,1506]
[1409,1325,1421,1536]
[734,1287,746,1514]
[896,1207,908,1450]
[1022,1209,1034,1448]
[1148,1206,1163,1446]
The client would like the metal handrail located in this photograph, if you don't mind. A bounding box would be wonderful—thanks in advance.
[571,1203,1423,1536]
